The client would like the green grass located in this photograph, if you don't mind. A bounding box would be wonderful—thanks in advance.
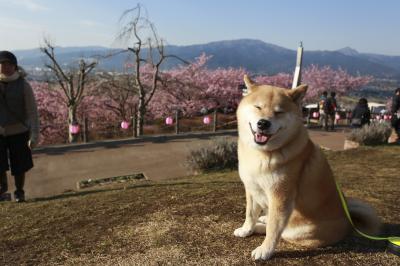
[1,146,400,265]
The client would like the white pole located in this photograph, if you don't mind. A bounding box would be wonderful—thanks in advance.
[292,42,303,89]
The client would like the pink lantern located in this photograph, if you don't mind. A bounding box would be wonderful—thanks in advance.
[121,121,130,129]
[375,115,381,120]
[203,116,211,125]
[165,116,174,125]
[69,124,80,134]
[335,114,341,120]
[312,112,320,119]
[384,115,389,120]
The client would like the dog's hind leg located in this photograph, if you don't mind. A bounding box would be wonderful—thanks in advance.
[234,190,262,238]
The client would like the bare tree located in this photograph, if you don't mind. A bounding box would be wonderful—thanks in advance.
[41,38,97,143]
[117,4,186,136]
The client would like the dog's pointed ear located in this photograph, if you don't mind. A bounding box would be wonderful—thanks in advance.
[243,75,255,95]
[288,84,308,105]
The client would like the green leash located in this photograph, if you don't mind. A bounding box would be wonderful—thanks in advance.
[335,180,400,255]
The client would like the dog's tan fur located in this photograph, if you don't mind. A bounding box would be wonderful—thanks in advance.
[234,75,380,260]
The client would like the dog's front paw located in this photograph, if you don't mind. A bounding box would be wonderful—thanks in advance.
[233,227,253,237]
[251,245,274,261]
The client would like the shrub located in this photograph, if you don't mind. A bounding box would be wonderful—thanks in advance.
[347,122,392,145]
[185,137,238,173]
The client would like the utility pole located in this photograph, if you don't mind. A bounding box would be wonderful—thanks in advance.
[239,42,304,96]
[292,41,303,89]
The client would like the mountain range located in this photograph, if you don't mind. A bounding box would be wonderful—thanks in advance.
[12,39,400,80]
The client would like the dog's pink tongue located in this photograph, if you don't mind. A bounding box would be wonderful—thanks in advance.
[256,133,268,143]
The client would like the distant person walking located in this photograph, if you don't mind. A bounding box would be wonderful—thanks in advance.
[351,98,371,128]
[0,51,39,202]
[318,91,328,128]
[323,91,337,131]
[390,88,400,140]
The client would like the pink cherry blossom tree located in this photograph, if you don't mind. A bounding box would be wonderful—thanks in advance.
[148,54,246,118]
[32,54,373,146]
[149,57,372,119]
[90,72,138,122]
[31,81,67,145]
[40,38,97,143]
[254,73,293,88]
[302,65,373,102]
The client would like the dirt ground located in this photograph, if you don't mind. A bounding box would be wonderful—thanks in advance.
[3,129,347,199]
[1,145,399,265]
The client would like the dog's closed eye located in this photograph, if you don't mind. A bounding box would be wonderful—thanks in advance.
[254,105,262,110]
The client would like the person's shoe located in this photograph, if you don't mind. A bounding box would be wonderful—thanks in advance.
[14,190,25,203]
[0,193,11,201]
[0,188,7,201]
[0,188,7,195]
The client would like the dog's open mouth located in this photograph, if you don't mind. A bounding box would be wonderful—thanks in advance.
[249,123,272,145]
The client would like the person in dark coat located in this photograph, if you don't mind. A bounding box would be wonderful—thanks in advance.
[0,51,39,202]
[351,98,371,128]
[391,88,400,138]
[318,91,328,129]
[324,91,337,131]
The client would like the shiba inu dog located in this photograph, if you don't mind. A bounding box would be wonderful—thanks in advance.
[234,75,380,260]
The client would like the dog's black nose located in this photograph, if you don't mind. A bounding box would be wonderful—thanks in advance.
[257,119,271,130]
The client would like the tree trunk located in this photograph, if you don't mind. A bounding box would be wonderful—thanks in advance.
[68,105,79,143]
[136,94,145,136]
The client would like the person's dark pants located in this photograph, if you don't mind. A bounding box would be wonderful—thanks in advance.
[391,116,400,139]
[329,114,335,130]
[324,113,335,131]
[0,132,33,198]
[0,171,7,193]
[0,172,24,195]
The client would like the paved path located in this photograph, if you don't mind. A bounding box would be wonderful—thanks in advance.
[4,129,347,199]
[308,128,348,151]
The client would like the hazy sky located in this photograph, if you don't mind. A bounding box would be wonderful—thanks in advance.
[1,0,400,55]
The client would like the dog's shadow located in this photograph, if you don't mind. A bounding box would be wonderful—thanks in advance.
[273,223,399,259]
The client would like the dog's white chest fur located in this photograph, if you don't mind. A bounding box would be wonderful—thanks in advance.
[239,157,285,209]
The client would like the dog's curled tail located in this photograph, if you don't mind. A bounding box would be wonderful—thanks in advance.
[347,198,381,236]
